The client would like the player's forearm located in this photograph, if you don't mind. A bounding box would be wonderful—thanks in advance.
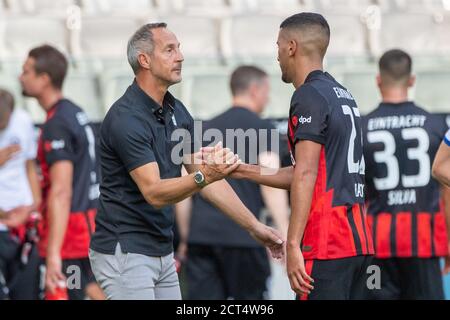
[432,143,450,187]
[442,186,450,241]
[200,180,259,232]
[287,167,317,248]
[142,174,201,209]
[433,162,450,186]
[232,164,293,190]
[26,160,42,208]
[46,189,71,258]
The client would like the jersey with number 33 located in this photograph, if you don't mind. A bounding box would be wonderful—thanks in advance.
[363,102,448,258]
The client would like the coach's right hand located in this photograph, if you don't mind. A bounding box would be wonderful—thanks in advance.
[200,142,241,184]
[249,222,285,259]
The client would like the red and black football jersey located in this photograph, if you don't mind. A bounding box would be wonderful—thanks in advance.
[362,102,448,258]
[287,70,374,260]
[37,99,98,259]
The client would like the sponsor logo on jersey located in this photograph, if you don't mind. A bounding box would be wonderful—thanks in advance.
[298,116,312,125]
[45,139,65,152]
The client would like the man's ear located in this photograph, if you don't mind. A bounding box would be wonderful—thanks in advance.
[41,73,53,88]
[288,39,297,57]
[137,52,151,70]
[247,82,259,98]
[376,74,382,89]
[408,74,416,88]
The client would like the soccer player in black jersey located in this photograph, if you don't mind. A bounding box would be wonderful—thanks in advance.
[20,45,104,300]
[232,13,374,300]
[362,49,450,299]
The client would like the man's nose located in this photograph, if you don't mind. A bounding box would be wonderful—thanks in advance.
[176,48,184,62]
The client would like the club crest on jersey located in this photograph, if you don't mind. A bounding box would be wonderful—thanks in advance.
[171,114,178,126]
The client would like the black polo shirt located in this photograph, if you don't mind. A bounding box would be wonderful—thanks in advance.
[188,107,276,247]
[90,80,197,257]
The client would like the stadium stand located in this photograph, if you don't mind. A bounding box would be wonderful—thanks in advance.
[160,15,222,62]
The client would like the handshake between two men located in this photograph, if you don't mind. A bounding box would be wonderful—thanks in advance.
[188,141,286,260]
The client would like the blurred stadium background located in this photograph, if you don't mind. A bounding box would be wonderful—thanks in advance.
[0,0,449,299]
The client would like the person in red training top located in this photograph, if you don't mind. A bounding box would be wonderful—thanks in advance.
[19,45,104,300]
[362,49,450,299]
[231,12,374,300]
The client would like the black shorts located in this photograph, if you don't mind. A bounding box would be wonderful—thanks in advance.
[39,257,97,300]
[186,245,271,300]
[365,257,445,300]
[0,231,41,300]
[298,255,373,300]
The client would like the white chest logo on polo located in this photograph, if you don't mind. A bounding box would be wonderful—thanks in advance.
[172,114,178,126]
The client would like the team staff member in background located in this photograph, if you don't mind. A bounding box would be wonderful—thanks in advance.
[89,23,284,300]
[433,129,450,187]
[19,45,104,300]
[0,89,41,299]
[363,49,450,299]
[231,13,374,300]
[176,65,290,300]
